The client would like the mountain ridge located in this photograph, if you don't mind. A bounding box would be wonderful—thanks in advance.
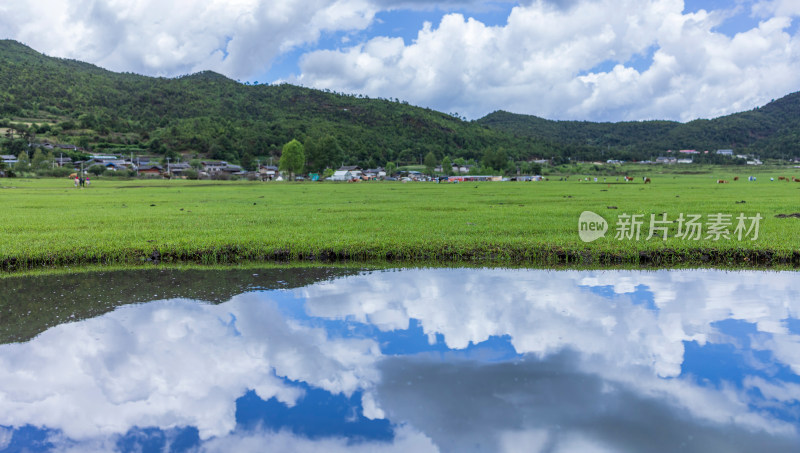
[1,39,798,168]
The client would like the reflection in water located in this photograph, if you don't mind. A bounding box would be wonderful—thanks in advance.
[1,268,799,452]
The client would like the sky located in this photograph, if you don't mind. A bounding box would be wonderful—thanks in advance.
[1,0,800,122]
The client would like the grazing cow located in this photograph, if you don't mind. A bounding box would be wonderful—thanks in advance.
[779,176,786,181]
[733,176,739,181]
[624,176,634,182]
[717,179,729,184]
[644,177,651,184]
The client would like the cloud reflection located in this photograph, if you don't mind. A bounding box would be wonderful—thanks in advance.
[0,268,799,452]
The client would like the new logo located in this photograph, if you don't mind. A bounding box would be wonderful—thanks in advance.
[578,211,608,242]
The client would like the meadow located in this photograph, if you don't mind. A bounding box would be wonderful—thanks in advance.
[2,172,800,271]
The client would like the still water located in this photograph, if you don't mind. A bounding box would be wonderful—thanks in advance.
[1,267,799,452]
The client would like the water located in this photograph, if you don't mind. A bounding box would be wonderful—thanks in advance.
[1,268,799,452]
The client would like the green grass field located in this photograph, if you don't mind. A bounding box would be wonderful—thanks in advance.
[2,173,800,271]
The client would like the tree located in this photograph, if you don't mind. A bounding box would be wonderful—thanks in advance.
[305,136,343,173]
[14,151,30,172]
[482,148,507,171]
[424,151,437,176]
[441,156,452,176]
[31,149,49,170]
[87,164,106,176]
[279,139,305,180]
[241,152,256,171]
[384,162,396,177]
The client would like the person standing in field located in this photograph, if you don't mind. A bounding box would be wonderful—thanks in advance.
[86,177,90,187]
[74,176,79,188]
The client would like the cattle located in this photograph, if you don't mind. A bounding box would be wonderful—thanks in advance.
[717,179,729,184]
[733,176,739,181]
[624,176,634,182]
[779,176,786,181]
[644,177,651,184]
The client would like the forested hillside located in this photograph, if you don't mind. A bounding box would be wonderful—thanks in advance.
[0,40,546,170]
[478,92,800,160]
[1,39,798,170]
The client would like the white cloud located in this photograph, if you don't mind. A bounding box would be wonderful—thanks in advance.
[3,268,800,451]
[0,293,382,440]
[198,425,438,453]
[0,0,377,79]
[2,0,800,121]
[299,268,800,433]
[295,0,800,121]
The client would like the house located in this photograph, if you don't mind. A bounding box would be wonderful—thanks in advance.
[330,166,362,181]
[259,165,279,180]
[1,155,17,165]
[716,149,734,156]
[677,159,693,164]
[656,156,677,164]
[54,157,72,167]
[679,150,699,154]
[219,164,243,175]
[138,165,163,176]
[363,168,386,179]
[167,162,192,176]
[201,161,228,174]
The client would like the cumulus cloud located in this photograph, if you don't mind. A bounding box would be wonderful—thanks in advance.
[0,293,382,440]
[2,0,799,121]
[374,353,800,452]
[3,268,800,451]
[295,0,800,121]
[0,0,377,79]
[298,268,800,434]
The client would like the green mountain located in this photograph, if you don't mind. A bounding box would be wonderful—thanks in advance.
[478,94,800,160]
[0,40,540,170]
[1,39,798,169]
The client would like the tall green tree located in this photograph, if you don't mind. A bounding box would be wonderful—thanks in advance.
[31,149,48,170]
[424,151,437,176]
[441,156,452,176]
[482,148,507,171]
[14,151,29,172]
[384,162,396,177]
[305,135,343,173]
[279,139,305,180]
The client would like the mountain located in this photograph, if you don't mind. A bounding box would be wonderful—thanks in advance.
[0,39,798,169]
[478,94,800,159]
[0,40,537,170]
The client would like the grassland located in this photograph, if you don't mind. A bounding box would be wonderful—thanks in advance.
[2,172,800,272]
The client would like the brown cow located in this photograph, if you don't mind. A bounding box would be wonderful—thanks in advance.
[644,177,651,184]
[733,176,739,181]
[779,176,786,181]
[717,179,729,184]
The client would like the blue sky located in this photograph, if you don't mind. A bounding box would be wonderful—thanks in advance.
[2,0,800,121]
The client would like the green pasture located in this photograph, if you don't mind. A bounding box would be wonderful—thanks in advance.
[2,173,800,271]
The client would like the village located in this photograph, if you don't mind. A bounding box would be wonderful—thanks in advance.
[0,144,778,182]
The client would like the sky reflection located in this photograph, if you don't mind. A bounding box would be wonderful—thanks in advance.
[1,268,799,452]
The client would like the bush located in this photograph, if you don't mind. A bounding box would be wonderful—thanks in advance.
[87,164,106,176]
